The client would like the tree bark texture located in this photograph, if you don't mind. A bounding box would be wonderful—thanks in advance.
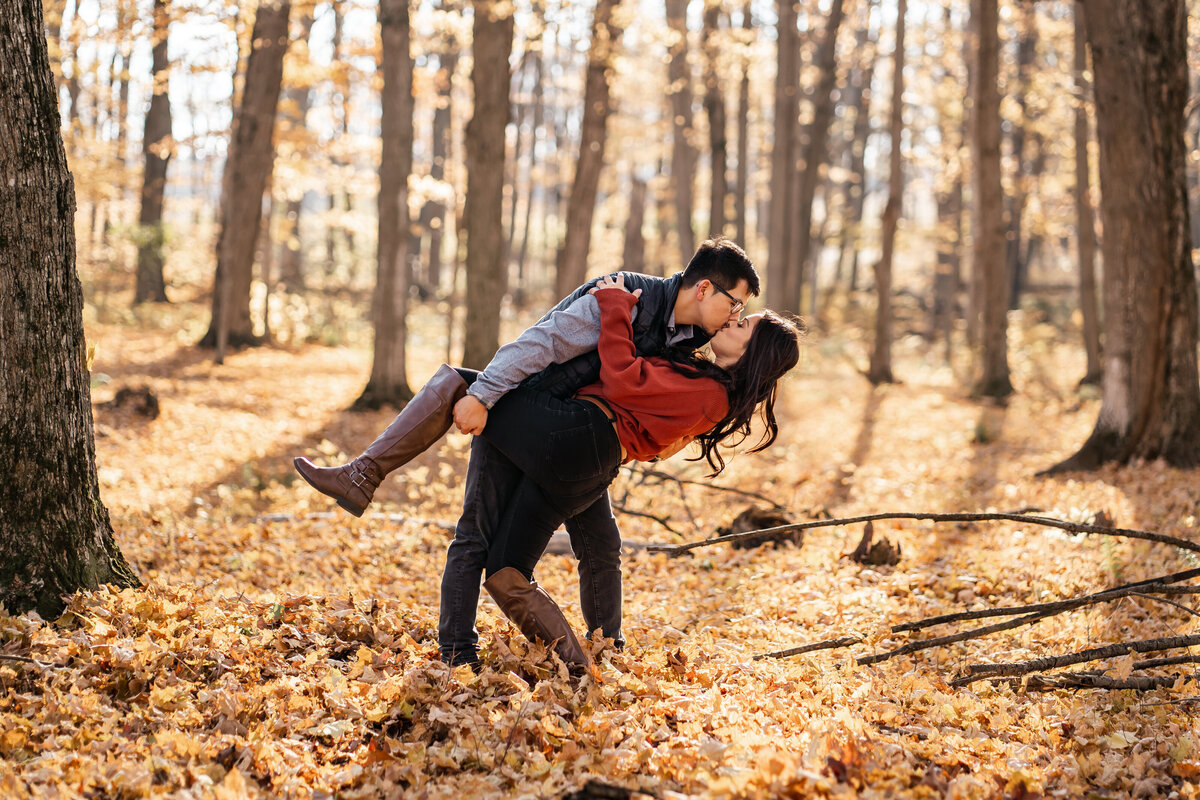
[1053,0,1200,469]
[970,0,1012,398]
[702,0,727,238]
[554,0,623,298]
[929,3,963,363]
[461,0,514,369]
[1073,1,1101,386]
[357,0,416,408]
[734,1,751,247]
[134,0,172,304]
[0,0,140,617]
[1004,3,1037,311]
[784,0,846,315]
[200,0,291,349]
[622,175,647,272]
[665,0,696,264]
[836,4,878,296]
[278,9,317,293]
[868,0,903,385]
[765,0,799,311]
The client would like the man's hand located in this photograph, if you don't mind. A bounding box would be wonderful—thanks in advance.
[453,395,488,435]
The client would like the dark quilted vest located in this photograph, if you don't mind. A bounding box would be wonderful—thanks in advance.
[519,271,712,398]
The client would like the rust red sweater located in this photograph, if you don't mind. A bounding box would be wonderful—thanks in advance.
[577,289,729,462]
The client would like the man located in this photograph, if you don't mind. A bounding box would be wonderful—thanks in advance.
[295,237,759,666]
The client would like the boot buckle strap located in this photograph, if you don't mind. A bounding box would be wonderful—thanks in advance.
[350,469,372,488]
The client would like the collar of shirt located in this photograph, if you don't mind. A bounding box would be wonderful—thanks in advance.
[665,309,695,346]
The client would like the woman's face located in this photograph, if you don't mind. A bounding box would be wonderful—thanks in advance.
[710,314,762,368]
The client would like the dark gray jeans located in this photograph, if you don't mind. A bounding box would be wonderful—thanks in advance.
[438,383,625,666]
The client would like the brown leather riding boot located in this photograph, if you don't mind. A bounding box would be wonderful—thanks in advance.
[294,364,468,517]
[484,567,590,674]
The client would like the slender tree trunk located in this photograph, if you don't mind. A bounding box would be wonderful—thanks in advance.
[1050,0,1200,470]
[278,9,317,293]
[515,49,542,286]
[428,44,459,294]
[929,2,963,362]
[622,175,648,272]
[355,0,416,408]
[134,0,172,305]
[554,0,624,297]
[1074,1,1101,387]
[200,0,291,349]
[867,0,904,385]
[1,0,140,618]
[837,5,878,297]
[785,0,847,314]
[766,0,799,309]
[665,0,696,263]
[462,0,514,369]
[1005,3,1037,311]
[702,0,727,238]
[971,0,1012,398]
[734,0,752,247]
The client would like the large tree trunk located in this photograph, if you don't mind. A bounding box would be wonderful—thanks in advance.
[1,0,140,618]
[134,0,172,305]
[357,0,415,409]
[971,0,1012,398]
[765,0,799,310]
[867,0,904,385]
[622,174,648,272]
[1073,1,1101,387]
[554,0,623,298]
[702,0,727,239]
[784,0,847,315]
[200,0,291,349]
[1051,0,1200,470]
[665,0,696,264]
[461,0,514,369]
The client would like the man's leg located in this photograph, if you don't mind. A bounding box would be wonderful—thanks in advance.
[565,491,624,649]
[438,433,520,666]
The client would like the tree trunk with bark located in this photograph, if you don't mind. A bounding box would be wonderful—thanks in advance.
[765,0,799,310]
[971,0,1012,398]
[1005,3,1037,311]
[1050,0,1200,470]
[734,1,751,248]
[622,175,648,272]
[278,9,317,293]
[784,0,847,315]
[1,0,140,618]
[867,0,904,385]
[356,0,416,408]
[702,0,727,238]
[665,0,696,264]
[554,0,624,298]
[1073,1,1101,387]
[461,0,514,369]
[836,3,878,297]
[134,0,172,304]
[200,0,291,349]
[929,2,963,362]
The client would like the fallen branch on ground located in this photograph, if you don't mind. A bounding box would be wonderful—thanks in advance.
[952,632,1200,686]
[645,511,1200,555]
[982,671,1200,691]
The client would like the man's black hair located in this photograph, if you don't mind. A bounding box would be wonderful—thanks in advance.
[680,236,761,297]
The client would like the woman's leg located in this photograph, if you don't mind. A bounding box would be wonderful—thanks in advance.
[565,492,624,648]
[294,366,475,517]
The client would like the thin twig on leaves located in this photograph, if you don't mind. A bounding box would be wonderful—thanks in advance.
[609,504,683,536]
[952,632,1200,686]
[892,567,1200,632]
[982,672,1200,691]
[753,636,864,660]
[622,464,787,510]
[1131,592,1200,618]
[1134,654,1200,670]
[644,511,1200,555]
[0,653,65,670]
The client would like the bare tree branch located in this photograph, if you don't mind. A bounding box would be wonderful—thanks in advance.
[645,511,1200,555]
[953,632,1200,685]
[982,671,1198,691]
[754,636,863,660]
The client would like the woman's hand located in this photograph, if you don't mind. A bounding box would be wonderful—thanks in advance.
[589,273,642,299]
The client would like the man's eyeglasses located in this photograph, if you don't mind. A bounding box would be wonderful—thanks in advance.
[710,282,745,316]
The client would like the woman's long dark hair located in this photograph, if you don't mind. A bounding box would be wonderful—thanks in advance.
[661,311,802,475]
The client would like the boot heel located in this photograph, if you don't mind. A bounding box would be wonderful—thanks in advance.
[336,498,365,517]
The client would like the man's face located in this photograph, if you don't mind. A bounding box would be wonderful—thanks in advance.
[697,278,750,336]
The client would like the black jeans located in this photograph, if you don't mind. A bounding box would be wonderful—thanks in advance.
[438,384,625,665]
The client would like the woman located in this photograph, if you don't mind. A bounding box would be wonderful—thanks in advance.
[467,274,800,672]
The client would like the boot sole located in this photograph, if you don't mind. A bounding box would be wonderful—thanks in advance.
[293,458,366,518]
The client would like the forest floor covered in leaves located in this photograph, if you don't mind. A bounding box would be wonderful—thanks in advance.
[4,298,1200,799]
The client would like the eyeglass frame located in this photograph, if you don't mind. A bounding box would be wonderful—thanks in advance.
[709,281,746,316]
